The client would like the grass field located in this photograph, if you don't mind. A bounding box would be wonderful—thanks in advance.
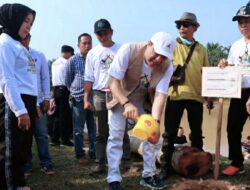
[26,100,250,190]
[27,143,250,190]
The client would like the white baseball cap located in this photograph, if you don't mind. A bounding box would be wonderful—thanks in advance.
[150,32,176,60]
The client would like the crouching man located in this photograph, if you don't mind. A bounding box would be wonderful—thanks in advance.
[106,32,176,190]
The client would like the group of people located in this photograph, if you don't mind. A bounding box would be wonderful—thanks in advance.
[1,2,250,190]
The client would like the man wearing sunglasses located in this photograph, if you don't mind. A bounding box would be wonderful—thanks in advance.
[159,12,211,180]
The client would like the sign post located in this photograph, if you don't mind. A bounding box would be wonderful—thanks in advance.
[214,97,223,179]
[202,67,242,179]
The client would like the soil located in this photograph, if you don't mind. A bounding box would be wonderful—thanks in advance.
[170,179,246,190]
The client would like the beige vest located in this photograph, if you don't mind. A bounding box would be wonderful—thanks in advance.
[106,42,169,110]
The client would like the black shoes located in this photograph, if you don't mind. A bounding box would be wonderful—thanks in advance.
[140,175,167,189]
[50,140,74,147]
[61,141,74,147]
[49,140,60,146]
[90,164,106,174]
[158,168,172,180]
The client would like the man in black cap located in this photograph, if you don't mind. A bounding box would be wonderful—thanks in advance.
[159,12,212,180]
[51,45,74,146]
[219,2,250,176]
[84,18,131,175]
[61,45,74,54]
[84,19,120,174]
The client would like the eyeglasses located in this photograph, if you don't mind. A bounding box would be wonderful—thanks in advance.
[176,22,193,29]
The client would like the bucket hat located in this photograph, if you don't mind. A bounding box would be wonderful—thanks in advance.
[175,12,200,27]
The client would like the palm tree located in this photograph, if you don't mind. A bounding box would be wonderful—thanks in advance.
[206,42,229,66]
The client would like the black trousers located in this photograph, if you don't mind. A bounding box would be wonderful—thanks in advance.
[160,98,203,171]
[227,89,250,167]
[0,94,36,190]
[52,86,72,143]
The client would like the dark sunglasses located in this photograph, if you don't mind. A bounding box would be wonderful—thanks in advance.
[176,22,193,29]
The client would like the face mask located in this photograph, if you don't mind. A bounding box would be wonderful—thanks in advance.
[179,35,192,46]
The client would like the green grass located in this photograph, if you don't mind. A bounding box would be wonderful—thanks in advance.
[27,144,250,190]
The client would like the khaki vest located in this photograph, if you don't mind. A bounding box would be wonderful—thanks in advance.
[106,42,169,110]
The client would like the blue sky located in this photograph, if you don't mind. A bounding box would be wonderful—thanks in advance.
[1,0,248,59]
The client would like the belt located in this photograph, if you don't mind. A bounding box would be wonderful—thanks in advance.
[242,88,250,90]
[54,86,67,90]
[93,90,106,93]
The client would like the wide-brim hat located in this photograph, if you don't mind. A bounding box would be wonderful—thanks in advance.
[232,5,250,21]
[175,12,200,27]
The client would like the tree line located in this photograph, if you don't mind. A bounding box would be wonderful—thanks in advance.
[206,42,230,66]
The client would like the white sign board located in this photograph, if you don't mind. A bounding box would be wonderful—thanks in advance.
[202,67,242,98]
[239,63,250,75]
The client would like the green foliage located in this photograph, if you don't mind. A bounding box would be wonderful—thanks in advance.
[206,43,230,66]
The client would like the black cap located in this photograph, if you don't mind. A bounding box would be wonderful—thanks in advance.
[232,4,250,21]
[61,45,74,54]
[94,18,112,33]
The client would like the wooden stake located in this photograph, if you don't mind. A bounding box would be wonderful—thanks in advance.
[214,98,224,179]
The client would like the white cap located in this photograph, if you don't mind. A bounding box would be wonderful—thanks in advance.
[150,32,176,60]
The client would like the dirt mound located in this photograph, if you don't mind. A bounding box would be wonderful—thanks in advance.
[170,179,245,190]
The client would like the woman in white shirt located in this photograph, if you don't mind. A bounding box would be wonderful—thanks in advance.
[0,3,37,190]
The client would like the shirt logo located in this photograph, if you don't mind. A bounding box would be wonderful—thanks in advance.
[140,74,150,89]
[24,49,36,74]
[101,55,113,72]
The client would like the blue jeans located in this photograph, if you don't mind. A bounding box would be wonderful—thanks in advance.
[25,109,53,171]
[69,98,96,158]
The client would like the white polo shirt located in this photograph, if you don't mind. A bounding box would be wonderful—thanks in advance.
[51,56,67,87]
[228,37,250,88]
[85,43,121,90]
